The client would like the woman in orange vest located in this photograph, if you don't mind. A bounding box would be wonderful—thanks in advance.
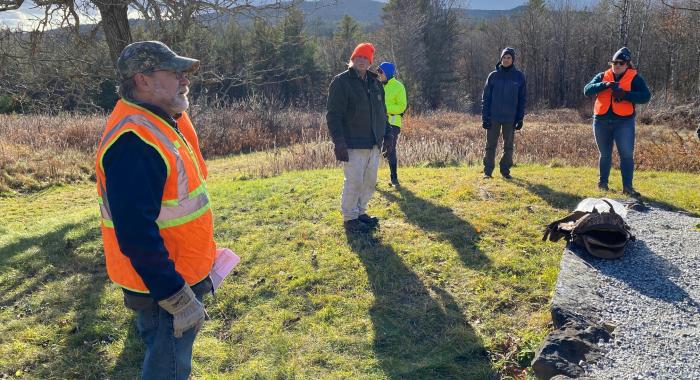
[584,47,651,198]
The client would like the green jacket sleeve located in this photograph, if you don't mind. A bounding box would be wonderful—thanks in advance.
[385,81,407,115]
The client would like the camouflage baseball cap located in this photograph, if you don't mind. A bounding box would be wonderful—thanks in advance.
[117,41,200,81]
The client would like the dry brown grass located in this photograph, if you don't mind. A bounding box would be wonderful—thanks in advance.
[252,111,700,178]
[0,114,102,193]
[1,108,698,194]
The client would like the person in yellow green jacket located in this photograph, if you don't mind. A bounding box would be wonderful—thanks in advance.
[377,62,407,186]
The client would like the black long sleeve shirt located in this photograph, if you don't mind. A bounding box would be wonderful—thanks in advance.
[102,103,185,301]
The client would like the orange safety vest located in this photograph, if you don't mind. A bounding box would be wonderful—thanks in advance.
[95,99,216,293]
[594,68,637,117]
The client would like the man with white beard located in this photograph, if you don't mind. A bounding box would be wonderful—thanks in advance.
[95,41,217,379]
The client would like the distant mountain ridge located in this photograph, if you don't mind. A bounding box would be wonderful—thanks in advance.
[299,0,529,27]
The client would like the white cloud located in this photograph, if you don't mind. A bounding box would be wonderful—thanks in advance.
[0,0,102,30]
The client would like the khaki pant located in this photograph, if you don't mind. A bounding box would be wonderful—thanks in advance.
[341,147,380,221]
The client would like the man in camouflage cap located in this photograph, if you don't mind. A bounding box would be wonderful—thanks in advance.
[96,41,218,379]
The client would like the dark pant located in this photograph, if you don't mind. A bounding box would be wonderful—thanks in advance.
[125,279,212,380]
[483,121,515,176]
[593,118,636,189]
[385,125,400,179]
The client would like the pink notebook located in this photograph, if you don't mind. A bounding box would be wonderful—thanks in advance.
[211,248,240,290]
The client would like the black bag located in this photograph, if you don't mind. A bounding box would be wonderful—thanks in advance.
[543,200,634,259]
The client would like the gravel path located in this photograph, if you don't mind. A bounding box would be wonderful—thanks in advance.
[582,205,700,379]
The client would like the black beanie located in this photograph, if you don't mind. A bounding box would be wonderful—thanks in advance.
[612,47,632,62]
[501,47,516,62]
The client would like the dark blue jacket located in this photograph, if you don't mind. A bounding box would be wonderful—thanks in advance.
[482,63,527,124]
[583,70,651,120]
[102,102,185,301]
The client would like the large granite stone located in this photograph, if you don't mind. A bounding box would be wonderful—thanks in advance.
[531,246,613,379]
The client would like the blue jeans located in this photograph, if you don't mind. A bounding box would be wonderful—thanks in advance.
[135,301,199,380]
[593,118,636,189]
[128,280,211,380]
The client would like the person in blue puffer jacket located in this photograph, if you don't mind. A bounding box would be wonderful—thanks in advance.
[481,47,527,179]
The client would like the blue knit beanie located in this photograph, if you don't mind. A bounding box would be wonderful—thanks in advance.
[378,62,395,80]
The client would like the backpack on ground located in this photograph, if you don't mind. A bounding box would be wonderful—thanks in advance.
[543,199,634,259]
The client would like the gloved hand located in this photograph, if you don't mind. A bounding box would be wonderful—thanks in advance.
[333,142,349,162]
[612,87,626,102]
[482,120,491,130]
[514,120,524,130]
[382,134,394,158]
[158,284,207,338]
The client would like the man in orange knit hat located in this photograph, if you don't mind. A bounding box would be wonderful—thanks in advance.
[326,42,394,232]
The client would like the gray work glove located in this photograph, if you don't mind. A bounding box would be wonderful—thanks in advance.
[158,284,207,338]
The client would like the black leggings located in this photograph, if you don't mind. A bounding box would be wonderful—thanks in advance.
[386,125,400,178]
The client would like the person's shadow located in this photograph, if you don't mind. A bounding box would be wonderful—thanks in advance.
[509,177,581,211]
[378,187,490,269]
[0,218,132,378]
[572,239,700,314]
[345,230,493,379]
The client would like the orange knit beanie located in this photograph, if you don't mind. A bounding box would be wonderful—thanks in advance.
[350,42,375,64]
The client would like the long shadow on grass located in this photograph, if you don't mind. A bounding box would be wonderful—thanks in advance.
[379,187,490,269]
[111,322,145,379]
[509,178,580,211]
[346,230,493,379]
[511,177,699,217]
[0,218,124,378]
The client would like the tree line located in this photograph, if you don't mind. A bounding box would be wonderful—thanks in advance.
[0,0,698,114]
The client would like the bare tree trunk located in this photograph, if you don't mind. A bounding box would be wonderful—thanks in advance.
[635,0,651,68]
[94,0,132,69]
[618,0,630,46]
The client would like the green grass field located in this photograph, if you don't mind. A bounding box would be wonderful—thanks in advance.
[1,159,698,379]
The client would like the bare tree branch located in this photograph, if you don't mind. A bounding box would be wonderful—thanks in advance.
[660,0,700,11]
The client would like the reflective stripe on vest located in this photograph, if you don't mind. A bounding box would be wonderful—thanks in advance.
[389,114,399,126]
[97,114,209,229]
[594,69,637,117]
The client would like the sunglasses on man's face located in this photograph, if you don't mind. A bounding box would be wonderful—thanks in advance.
[610,61,628,66]
[145,69,188,80]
